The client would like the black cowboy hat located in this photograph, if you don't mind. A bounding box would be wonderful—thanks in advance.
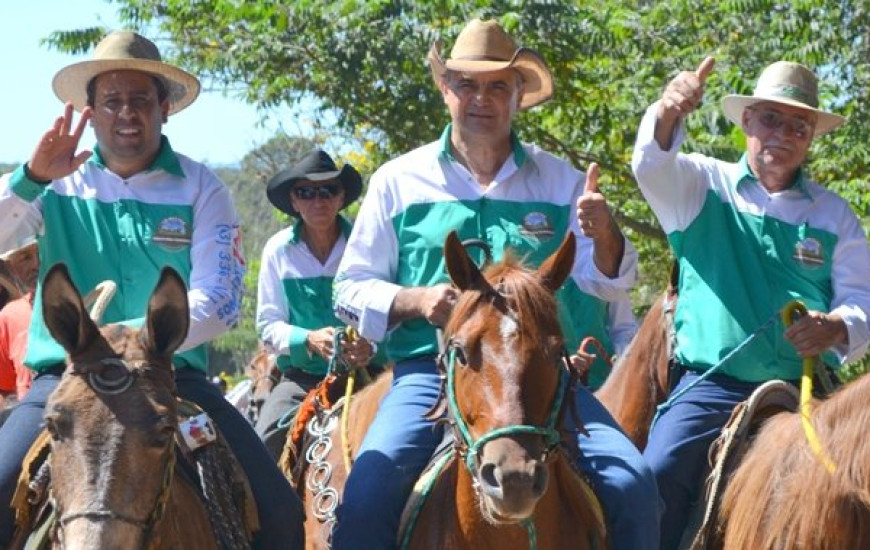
[266,149,363,217]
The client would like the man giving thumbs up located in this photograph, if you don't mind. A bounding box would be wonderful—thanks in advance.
[632,57,870,550]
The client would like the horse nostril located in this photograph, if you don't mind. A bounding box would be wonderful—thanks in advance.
[479,463,504,500]
[532,463,549,498]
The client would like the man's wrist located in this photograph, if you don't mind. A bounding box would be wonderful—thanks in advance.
[23,163,51,185]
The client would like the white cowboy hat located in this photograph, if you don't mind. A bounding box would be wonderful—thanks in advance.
[722,61,845,136]
[427,18,554,110]
[52,30,201,116]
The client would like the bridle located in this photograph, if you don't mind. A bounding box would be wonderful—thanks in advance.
[436,295,570,475]
[53,359,177,550]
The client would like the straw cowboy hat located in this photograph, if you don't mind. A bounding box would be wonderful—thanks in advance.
[428,18,554,110]
[52,30,201,115]
[722,61,845,136]
[0,236,36,303]
[266,149,363,217]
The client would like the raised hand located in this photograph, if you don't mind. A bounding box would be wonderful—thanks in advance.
[577,163,623,277]
[659,56,715,122]
[577,163,617,240]
[27,102,93,182]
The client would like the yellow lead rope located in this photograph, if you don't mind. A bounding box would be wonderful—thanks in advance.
[782,301,837,474]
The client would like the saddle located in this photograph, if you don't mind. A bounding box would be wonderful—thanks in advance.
[9,399,259,550]
[686,380,800,550]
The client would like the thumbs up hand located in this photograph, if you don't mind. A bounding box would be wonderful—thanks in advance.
[658,56,715,123]
[577,163,617,241]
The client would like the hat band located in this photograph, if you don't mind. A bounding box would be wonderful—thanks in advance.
[452,54,514,62]
[757,84,818,108]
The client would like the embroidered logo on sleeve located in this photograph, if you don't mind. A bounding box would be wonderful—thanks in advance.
[153,217,192,250]
[793,237,824,268]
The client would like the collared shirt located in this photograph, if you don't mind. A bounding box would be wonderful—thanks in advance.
[334,125,639,364]
[632,102,870,382]
[0,137,245,373]
[0,292,34,399]
[257,217,353,375]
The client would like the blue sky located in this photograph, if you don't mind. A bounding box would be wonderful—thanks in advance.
[1,1,299,166]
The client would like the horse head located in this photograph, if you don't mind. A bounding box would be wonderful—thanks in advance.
[41,264,189,549]
[441,231,575,524]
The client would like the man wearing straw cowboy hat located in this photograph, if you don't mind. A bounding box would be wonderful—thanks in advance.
[333,18,659,549]
[0,236,39,411]
[633,58,870,548]
[0,30,303,547]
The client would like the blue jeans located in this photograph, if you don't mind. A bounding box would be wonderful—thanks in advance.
[332,357,660,550]
[643,371,760,550]
[0,367,304,550]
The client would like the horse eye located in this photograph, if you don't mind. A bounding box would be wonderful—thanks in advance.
[44,409,71,441]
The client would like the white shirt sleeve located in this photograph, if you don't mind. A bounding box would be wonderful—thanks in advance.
[333,171,402,342]
[631,102,714,234]
[180,172,246,351]
[607,293,639,355]
[828,202,870,364]
[256,235,294,354]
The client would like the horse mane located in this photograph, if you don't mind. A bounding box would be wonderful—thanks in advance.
[445,251,562,344]
[721,371,870,549]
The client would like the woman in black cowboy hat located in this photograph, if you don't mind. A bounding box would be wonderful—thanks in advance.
[255,148,381,460]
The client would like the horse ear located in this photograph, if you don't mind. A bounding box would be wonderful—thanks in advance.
[144,267,190,357]
[444,231,486,291]
[42,263,100,356]
[537,232,576,292]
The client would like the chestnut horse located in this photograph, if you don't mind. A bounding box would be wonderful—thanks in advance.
[717,370,870,549]
[287,231,606,549]
[595,270,677,450]
[18,264,244,549]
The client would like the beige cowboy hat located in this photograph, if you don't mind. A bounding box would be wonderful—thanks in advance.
[722,61,845,136]
[52,30,201,116]
[428,18,553,110]
[0,235,36,302]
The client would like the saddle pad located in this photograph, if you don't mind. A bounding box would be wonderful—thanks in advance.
[11,429,52,533]
[689,380,799,550]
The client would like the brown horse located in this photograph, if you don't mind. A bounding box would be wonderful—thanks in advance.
[21,264,237,549]
[717,370,870,549]
[595,275,677,450]
[242,346,279,424]
[286,232,606,549]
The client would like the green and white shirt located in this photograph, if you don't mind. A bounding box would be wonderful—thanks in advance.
[0,137,245,373]
[256,217,354,375]
[334,126,638,364]
[632,103,870,382]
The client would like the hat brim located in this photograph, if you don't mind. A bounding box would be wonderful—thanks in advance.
[0,261,22,303]
[427,41,554,110]
[721,95,845,137]
[267,164,363,217]
[0,240,37,262]
[53,59,201,116]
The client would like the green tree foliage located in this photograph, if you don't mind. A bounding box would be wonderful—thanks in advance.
[46,1,870,373]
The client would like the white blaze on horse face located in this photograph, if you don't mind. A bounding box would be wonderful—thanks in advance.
[485,314,523,424]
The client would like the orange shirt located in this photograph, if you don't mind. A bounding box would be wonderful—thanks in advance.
[0,292,34,400]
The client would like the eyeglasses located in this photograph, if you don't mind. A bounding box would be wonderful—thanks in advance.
[748,107,815,140]
[292,184,341,200]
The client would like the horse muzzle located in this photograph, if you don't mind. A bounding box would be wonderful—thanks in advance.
[475,437,549,523]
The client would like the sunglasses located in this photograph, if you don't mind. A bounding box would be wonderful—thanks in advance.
[748,107,815,140]
[292,184,342,200]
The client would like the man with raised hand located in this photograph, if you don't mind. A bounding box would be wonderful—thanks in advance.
[633,57,870,549]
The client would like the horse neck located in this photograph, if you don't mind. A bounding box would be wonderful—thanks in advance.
[595,294,671,450]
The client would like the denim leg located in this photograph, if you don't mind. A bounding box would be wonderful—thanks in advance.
[643,372,757,550]
[175,368,305,550]
[567,384,661,550]
[0,371,61,545]
[332,358,442,550]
